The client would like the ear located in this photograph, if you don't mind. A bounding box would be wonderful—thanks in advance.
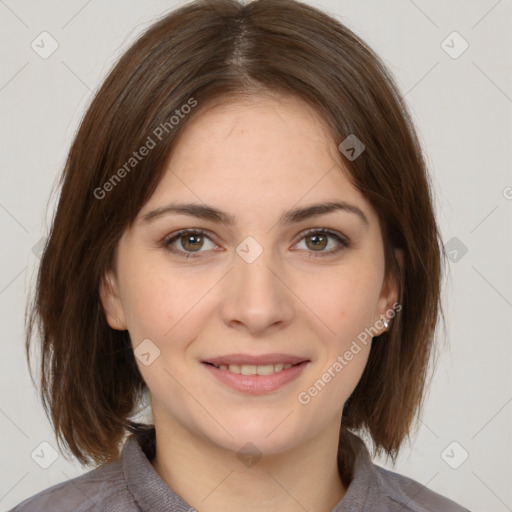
[99,269,127,330]
[373,248,403,335]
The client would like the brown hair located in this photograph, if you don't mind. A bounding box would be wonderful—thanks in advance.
[26,0,446,479]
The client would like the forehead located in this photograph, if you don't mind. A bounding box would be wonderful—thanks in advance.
[141,93,378,227]
[170,92,336,170]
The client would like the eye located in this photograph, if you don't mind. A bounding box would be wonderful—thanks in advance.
[162,227,349,259]
[163,229,218,258]
[293,228,349,257]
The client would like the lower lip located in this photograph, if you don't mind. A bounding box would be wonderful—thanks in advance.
[202,361,310,395]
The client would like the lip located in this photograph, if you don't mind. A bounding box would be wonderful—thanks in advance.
[202,353,309,366]
[202,358,311,395]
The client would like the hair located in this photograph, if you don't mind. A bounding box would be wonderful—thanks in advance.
[25,0,446,484]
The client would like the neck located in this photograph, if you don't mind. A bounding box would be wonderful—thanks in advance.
[150,417,347,512]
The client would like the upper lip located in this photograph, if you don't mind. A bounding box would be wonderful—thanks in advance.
[203,353,309,366]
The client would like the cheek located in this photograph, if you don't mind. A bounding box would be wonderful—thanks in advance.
[296,260,380,398]
[303,260,382,340]
[119,256,205,339]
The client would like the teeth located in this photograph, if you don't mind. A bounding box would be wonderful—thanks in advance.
[215,363,294,374]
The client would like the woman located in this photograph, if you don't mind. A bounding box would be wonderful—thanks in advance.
[12,0,470,510]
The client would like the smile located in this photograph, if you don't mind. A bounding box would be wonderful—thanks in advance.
[202,360,310,395]
[206,362,296,375]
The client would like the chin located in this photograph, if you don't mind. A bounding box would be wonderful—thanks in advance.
[196,413,305,457]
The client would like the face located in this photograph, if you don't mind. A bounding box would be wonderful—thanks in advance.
[100,92,399,457]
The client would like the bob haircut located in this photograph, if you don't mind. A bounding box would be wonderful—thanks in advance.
[26,0,446,479]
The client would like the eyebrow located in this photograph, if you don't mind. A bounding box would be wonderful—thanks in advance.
[141,200,369,227]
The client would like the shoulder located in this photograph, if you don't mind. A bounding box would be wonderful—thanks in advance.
[9,457,138,512]
[373,464,471,512]
[341,433,472,512]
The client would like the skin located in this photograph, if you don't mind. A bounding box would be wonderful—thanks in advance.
[100,91,401,512]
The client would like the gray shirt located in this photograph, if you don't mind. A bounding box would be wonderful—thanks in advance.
[10,433,470,511]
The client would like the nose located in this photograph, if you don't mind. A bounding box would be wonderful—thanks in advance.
[219,245,294,335]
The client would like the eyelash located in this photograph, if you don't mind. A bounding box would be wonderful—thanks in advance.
[162,228,349,259]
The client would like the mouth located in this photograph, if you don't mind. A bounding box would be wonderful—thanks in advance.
[203,361,303,375]
[201,353,309,374]
[201,354,311,395]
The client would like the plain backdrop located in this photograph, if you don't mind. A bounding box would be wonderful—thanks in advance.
[1,1,511,511]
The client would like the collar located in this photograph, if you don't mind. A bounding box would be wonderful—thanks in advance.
[123,436,193,512]
[122,431,380,512]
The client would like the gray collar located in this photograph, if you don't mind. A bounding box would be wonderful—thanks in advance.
[122,432,379,512]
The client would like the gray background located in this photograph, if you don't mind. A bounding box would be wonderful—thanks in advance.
[1,0,511,510]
